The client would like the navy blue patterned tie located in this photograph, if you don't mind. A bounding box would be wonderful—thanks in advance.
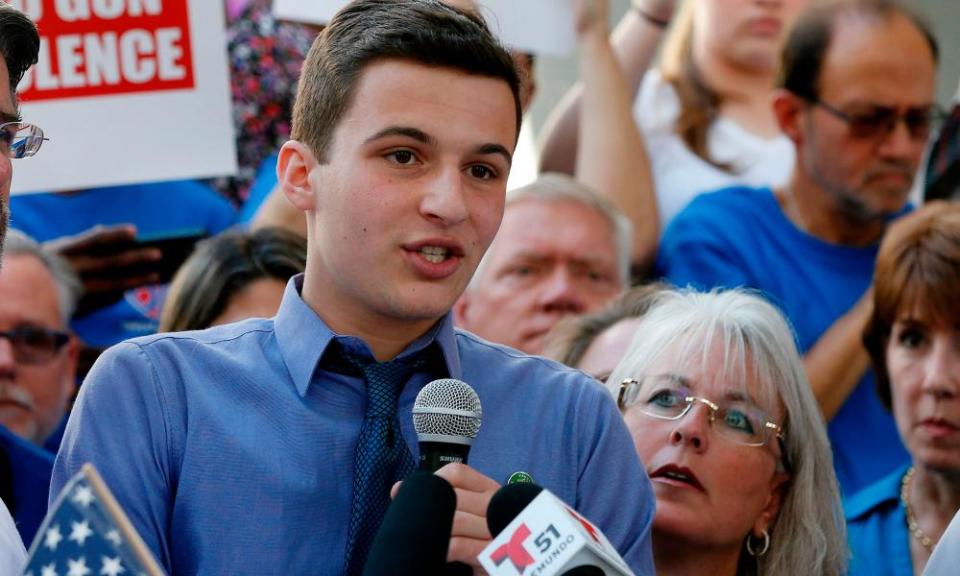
[328,344,428,576]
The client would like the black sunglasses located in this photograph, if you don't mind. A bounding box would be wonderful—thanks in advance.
[0,326,70,365]
[809,98,946,142]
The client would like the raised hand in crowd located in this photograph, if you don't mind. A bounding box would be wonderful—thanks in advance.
[43,224,161,317]
[559,0,659,272]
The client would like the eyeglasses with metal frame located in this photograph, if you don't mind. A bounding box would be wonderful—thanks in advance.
[618,375,790,469]
[0,121,47,159]
[0,326,70,365]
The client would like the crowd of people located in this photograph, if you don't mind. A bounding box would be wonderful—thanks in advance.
[0,0,959,574]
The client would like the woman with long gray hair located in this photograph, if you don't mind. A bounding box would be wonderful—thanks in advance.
[608,289,846,575]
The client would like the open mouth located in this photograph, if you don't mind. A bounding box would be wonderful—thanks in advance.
[405,240,465,264]
[651,465,705,492]
[418,245,451,264]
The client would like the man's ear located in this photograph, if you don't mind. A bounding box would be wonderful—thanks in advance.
[278,140,319,211]
[452,293,471,328]
[772,89,805,145]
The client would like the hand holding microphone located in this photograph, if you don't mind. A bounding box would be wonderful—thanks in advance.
[411,378,499,573]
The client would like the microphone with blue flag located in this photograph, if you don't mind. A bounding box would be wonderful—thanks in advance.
[21,463,165,576]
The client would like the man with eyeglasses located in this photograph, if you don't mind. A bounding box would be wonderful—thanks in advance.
[657,0,938,497]
[0,231,79,549]
[0,4,43,262]
[0,3,45,569]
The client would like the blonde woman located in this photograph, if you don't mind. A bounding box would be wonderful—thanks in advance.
[608,289,846,575]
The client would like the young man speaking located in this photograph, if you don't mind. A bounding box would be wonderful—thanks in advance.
[53,1,655,574]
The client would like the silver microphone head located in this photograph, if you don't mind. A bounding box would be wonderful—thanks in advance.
[412,378,482,446]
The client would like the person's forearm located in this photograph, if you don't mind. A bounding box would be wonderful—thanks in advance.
[575,29,659,269]
[539,4,670,175]
[804,291,873,420]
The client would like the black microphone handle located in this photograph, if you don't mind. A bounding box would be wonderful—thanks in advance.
[418,440,471,472]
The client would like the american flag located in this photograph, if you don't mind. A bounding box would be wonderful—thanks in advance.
[21,464,165,576]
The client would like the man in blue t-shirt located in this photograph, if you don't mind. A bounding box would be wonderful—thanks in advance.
[658,2,939,496]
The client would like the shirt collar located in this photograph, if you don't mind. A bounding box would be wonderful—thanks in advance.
[275,274,462,397]
[844,463,911,521]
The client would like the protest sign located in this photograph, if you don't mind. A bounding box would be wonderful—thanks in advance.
[7,0,236,194]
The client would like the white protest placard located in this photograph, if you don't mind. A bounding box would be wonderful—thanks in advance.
[273,0,576,56]
[8,0,237,194]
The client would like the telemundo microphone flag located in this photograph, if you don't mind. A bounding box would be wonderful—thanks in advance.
[21,463,165,576]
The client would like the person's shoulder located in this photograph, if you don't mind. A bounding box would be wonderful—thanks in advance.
[454,330,608,394]
[844,465,908,523]
[683,184,774,214]
[109,318,276,363]
[666,185,774,238]
[635,69,680,132]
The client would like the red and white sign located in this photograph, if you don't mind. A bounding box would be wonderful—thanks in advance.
[477,490,634,576]
[8,0,236,194]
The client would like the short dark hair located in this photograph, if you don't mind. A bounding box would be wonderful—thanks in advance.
[159,228,308,332]
[0,4,40,103]
[779,0,938,101]
[291,0,521,162]
[863,203,960,410]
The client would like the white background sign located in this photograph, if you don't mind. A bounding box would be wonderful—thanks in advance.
[272,0,576,56]
[10,0,236,194]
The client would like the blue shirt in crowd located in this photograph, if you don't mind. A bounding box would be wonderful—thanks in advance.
[845,464,913,576]
[0,424,54,546]
[657,186,910,495]
[11,181,237,347]
[52,276,656,575]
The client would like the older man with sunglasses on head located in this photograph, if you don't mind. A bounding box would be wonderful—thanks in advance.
[656,0,941,498]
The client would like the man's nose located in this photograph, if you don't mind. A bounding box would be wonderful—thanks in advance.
[0,336,18,379]
[419,165,469,226]
[877,116,922,163]
[538,267,587,314]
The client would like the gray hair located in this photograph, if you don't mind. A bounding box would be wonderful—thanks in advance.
[608,289,847,576]
[470,173,633,288]
[3,230,82,325]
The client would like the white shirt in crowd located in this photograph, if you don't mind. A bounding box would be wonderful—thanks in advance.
[924,508,960,576]
[0,500,26,576]
[633,69,795,230]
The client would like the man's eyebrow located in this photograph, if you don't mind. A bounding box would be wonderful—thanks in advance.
[364,126,436,147]
[0,110,20,124]
[474,143,512,167]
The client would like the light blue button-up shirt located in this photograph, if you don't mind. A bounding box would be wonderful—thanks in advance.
[52,276,655,575]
